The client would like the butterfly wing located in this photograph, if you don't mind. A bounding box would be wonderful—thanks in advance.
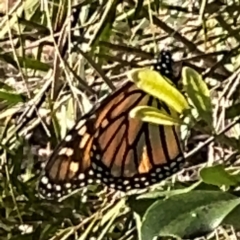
[89,82,184,191]
[38,114,97,199]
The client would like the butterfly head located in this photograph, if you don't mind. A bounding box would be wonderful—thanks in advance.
[153,50,181,84]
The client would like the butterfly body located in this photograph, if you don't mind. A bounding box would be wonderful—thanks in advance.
[39,51,185,199]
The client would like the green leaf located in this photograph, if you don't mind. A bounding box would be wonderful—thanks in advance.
[130,106,182,125]
[0,82,16,91]
[225,102,240,119]
[137,181,202,200]
[0,90,27,103]
[0,54,51,71]
[128,68,189,114]
[19,56,51,71]
[0,53,18,69]
[182,67,213,126]
[200,165,239,187]
[141,191,240,239]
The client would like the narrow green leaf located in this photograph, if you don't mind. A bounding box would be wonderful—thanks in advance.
[128,69,189,114]
[130,106,181,125]
[0,54,51,71]
[137,181,202,199]
[0,82,15,91]
[225,102,240,119]
[19,56,51,71]
[200,165,239,187]
[0,90,27,103]
[0,53,18,69]
[141,191,240,239]
[216,133,240,149]
[182,67,212,125]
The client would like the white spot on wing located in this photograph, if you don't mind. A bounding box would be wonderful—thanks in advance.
[41,176,49,184]
[75,119,86,130]
[78,173,85,180]
[158,174,163,178]
[55,185,61,191]
[88,179,94,184]
[59,147,73,156]
[78,125,87,136]
[123,180,129,185]
[80,182,85,187]
[66,148,74,156]
[95,154,101,160]
[103,178,108,183]
[65,183,71,188]
[170,162,177,167]
[96,173,102,178]
[92,162,97,169]
[65,135,72,142]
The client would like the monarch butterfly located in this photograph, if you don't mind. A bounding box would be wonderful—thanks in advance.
[38,51,184,199]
